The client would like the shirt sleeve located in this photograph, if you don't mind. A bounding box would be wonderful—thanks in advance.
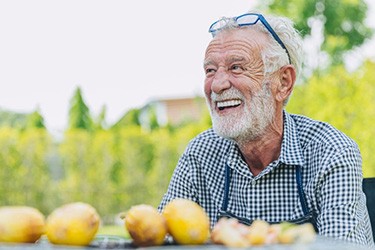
[158,153,198,212]
[317,144,373,245]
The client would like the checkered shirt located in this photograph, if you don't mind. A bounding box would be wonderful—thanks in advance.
[158,111,374,247]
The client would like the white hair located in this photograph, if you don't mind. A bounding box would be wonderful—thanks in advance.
[212,12,303,81]
[258,14,303,80]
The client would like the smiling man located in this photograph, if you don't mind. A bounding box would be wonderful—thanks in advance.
[158,12,374,246]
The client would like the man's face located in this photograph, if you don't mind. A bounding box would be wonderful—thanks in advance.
[203,29,277,142]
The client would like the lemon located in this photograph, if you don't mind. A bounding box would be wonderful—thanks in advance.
[124,204,167,247]
[46,202,100,246]
[247,219,270,245]
[0,206,45,243]
[163,198,209,245]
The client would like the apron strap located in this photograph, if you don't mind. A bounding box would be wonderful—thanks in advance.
[296,165,309,215]
[295,166,319,232]
[221,164,231,211]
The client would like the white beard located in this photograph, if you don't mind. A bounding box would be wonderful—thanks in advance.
[209,82,275,143]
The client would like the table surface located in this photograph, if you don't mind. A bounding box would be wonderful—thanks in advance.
[0,235,372,250]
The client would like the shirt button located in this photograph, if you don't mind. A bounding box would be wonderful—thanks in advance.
[251,180,256,186]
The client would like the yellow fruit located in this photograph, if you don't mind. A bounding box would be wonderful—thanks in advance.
[0,206,45,243]
[163,198,209,245]
[277,222,298,244]
[46,202,100,246]
[247,220,270,245]
[124,204,167,247]
[295,223,316,243]
[267,224,282,244]
[211,218,249,247]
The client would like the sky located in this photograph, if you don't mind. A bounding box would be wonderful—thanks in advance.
[1,1,374,133]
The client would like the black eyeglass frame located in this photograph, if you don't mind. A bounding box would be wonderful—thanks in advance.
[208,13,291,64]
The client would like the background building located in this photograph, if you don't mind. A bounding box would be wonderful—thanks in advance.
[140,96,207,129]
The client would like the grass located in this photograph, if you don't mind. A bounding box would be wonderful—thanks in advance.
[97,225,129,238]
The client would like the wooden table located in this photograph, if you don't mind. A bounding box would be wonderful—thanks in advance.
[0,235,371,250]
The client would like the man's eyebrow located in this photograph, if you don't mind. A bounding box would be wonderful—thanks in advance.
[227,56,246,64]
[203,57,246,67]
[203,60,214,68]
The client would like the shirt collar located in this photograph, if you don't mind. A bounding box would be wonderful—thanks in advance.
[279,110,305,166]
[226,110,305,172]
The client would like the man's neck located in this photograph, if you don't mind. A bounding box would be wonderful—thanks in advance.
[237,115,284,176]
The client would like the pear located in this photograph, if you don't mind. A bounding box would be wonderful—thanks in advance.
[163,198,210,245]
[46,202,100,246]
[0,206,45,243]
[124,204,167,247]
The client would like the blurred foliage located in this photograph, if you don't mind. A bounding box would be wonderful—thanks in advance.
[0,128,53,214]
[0,61,374,221]
[0,109,28,129]
[98,225,128,238]
[1,61,374,220]
[93,105,108,130]
[287,60,375,177]
[0,106,211,222]
[25,109,45,129]
[111,108,141,129]
[68,87,93,131]
[259,0,373,66]
[0,1,374,222]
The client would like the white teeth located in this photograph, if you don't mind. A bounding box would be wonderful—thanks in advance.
[217,99,242,108]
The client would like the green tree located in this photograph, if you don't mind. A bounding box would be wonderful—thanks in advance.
[18,129,52,213]
[147,128,180,206]
[111,108,141,129]
[147,118,211,207]
[113,127,154,209]
[0,128,21,205]
[25,109,45,129]
[0,127,53,214]
[0,109,28,128]
[86,130,117,221]
[136,104,161,131]
[93,105,107,131]
[58,129,95,209]
[68,87,93,131]
[260,0,373,67]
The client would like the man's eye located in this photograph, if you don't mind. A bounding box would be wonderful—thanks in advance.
[205,68,216,76]
[231,65,244,72]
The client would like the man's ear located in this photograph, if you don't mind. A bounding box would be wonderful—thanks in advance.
[276,65,296,103]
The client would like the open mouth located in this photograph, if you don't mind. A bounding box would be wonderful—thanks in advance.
[217,99,242,111]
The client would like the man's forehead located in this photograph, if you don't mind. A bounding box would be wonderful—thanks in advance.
[210,28,269,45]
[204,28,267,61]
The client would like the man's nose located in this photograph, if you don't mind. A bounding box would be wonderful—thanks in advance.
[211,68,231,94]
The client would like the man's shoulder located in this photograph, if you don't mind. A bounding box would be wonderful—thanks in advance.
[288,113,358,150]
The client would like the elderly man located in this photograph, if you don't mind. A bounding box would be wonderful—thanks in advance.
[159,12,373,246]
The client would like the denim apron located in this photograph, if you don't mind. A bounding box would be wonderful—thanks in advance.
[217,164,319,232]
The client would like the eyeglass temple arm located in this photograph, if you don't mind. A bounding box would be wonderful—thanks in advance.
[258,15,291,64]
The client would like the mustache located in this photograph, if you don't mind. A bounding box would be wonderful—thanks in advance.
[211,88,244,102]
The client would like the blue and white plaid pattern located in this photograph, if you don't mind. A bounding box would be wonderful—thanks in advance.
[159,111,374,246]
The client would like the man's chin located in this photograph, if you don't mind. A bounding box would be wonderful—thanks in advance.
[212,125,240,140]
